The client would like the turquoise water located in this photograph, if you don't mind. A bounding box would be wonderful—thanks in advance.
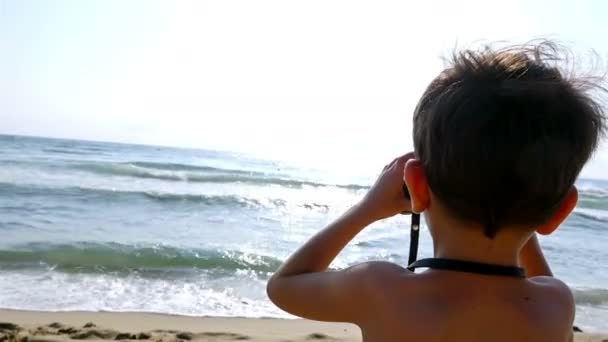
[0,135,607,330]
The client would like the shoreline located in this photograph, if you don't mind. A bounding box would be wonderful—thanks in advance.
[0,310,360,341]
[0,310,606,341]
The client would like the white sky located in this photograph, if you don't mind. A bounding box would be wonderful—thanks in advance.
[1,0,607,178]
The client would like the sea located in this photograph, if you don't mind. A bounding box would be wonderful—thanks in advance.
[0,134,607,331]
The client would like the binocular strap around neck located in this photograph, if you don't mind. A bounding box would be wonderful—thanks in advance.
[408,258,526,278]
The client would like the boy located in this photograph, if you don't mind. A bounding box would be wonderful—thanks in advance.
[267,42,606,341]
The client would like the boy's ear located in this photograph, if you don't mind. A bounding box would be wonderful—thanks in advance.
[537,186,578,235]
[404,159,430,214]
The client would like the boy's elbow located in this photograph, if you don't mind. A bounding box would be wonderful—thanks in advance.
[266,274,294,312]
[266,276,304,317]
[266,274,282,304]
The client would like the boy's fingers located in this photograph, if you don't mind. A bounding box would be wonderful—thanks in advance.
[383,161,395,172]
[392,152,415,166]
[388,153,416,171]
[382,153,415,174]
[383,159,399,172]
[397,152,416,163]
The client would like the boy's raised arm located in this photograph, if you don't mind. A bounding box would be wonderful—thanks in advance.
[519,233,553,277]
[266,154,413,323]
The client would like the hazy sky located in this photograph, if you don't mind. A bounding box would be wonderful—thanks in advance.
[1,0,607,178]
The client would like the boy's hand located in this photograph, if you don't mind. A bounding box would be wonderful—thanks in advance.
[356,153,414,222]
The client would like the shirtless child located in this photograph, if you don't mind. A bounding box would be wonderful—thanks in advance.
[267,41,606,341]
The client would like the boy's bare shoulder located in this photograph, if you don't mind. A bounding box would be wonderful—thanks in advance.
[527,276,575,307]
[523,276,576,338]
[353,261,411,278]
[349,261,413,289]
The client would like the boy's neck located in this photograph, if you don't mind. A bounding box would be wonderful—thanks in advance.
[431,222,531,267]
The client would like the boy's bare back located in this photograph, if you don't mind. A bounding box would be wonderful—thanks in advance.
[354,262,573,341]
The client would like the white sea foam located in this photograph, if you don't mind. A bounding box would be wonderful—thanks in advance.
[0,270,288,318]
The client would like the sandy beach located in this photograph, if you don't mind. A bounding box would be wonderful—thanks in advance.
[0,310,605,342]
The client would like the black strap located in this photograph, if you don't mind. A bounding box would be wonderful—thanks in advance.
[407,214,420,268]
[401,183,421,270]
[408,258,526,278]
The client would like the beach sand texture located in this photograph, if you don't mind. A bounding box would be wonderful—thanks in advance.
[0,310,605,342]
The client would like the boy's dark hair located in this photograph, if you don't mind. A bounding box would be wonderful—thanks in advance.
[413,41,607,238]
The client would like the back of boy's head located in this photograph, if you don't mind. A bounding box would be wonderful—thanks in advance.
[413,41,607,238]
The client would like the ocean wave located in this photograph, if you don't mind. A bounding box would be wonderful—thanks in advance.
[0,183,342,214]
[129,161,248,173]
[69,161,369,190]
[0,182,284,209]
[573,288,608,306]
[577,196,608,212]
[42,148,95,156]
[141,191,276,206]
[0,242,282,274]
[572,208,608,223]
[578,187,608,199]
